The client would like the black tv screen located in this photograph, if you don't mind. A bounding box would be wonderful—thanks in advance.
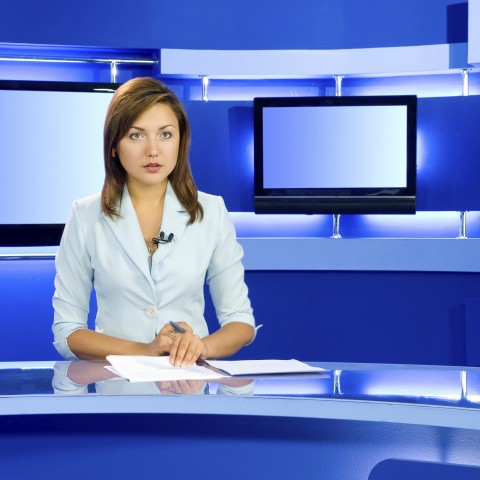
[254,95,417,214]
[0,80,119,246]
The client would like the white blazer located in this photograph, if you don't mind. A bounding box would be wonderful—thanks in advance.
[52,182,255,360]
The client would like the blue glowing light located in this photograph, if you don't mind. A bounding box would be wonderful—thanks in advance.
[352,370,463,399]
[231,212,331,238]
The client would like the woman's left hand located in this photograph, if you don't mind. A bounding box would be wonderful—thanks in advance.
[159,322,209,367]
[156,379,206,395]
[169,331,209,367]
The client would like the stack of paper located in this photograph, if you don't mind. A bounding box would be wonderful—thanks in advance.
[106,356,325,383]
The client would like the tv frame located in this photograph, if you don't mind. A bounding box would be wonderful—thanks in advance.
[254,95,417,215]
[0,80,120,247]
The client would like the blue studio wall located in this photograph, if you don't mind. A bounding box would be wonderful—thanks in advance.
[1,0,480,366]
[0,0,469,50]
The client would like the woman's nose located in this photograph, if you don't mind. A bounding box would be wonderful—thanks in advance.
[146,137,158,157]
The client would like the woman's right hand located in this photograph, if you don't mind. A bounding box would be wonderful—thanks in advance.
[146,321,194,356]
[146,332,174,356]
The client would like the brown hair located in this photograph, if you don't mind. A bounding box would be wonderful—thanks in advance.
[101,77,203,224]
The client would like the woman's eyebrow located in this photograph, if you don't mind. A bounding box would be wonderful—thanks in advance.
[129,124,177,131]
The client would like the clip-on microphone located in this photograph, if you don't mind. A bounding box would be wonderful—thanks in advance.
[153,231,175,245]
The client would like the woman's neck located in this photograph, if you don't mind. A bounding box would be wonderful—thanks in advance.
[127,180,168,208]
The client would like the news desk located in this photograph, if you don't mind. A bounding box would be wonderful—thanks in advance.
[1,361,480,480]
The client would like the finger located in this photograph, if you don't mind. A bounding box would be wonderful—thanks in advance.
[181,338,201,367]
[191,380,205,393]
[172,336,196,367]
[157,381,172,394]
[169,333,192,366]
[181,380,202,394]
[170,380,182,393]
[176,380,193,394]
[168,335,181,365]
[185,339,205,366]
[178,380,203,394]
[185,379,196,390]
[172,334,202,367]
[186,337,206,366]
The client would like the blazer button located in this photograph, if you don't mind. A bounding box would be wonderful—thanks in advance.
[145,305,158,318]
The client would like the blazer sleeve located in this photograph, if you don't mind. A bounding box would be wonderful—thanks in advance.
[206,196,255,333]
[52,201,94,360]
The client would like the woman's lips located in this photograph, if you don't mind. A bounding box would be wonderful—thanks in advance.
[144,163,161,173]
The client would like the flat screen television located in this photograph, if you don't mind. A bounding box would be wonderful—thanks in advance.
[254,95,417,214]
[0,80,119,246]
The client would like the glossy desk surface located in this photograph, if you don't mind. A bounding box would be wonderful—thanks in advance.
[1,361,479,430]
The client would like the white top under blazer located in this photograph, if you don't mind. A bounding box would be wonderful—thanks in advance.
[52,181,255,360]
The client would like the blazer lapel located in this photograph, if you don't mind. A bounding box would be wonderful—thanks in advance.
[152,181,189,265]
[102,187,153,285]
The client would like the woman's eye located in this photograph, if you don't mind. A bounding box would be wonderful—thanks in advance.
[160,131,172,139]
[130,132,144,140]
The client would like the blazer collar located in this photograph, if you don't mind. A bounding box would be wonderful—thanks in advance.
[152,181,189,265]
[102,181,189,283]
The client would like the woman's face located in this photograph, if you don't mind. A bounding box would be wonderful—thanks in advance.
[115,103,180,192]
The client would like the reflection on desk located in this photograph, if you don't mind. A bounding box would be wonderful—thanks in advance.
[0,360,479,408]
[52,360,256,396]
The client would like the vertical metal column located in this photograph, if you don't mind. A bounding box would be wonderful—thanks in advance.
[331,214,342,239]
[331,75,344,239]
[334,75,344,97]
[201,75,209,102]
[461,68,470,97]
[110,61,118,83]
[333,370,343,395]
[457,211,468,239]
[457,69,470,239]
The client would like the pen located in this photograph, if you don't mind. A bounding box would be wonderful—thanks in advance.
[169,320,185,334]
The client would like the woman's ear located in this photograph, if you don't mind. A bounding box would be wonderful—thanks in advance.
[112,147,117,158]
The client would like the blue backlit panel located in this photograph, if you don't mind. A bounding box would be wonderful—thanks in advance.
[262,105,407,189]
[0,81,120,246]
[0,88,113,224]
[416,95,480,211]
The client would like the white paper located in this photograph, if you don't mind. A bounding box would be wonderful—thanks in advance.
[106,356,326,382]
[208,359,326,376]
[105,355,227,382]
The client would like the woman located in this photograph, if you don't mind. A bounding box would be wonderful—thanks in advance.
[52,77,255,367]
